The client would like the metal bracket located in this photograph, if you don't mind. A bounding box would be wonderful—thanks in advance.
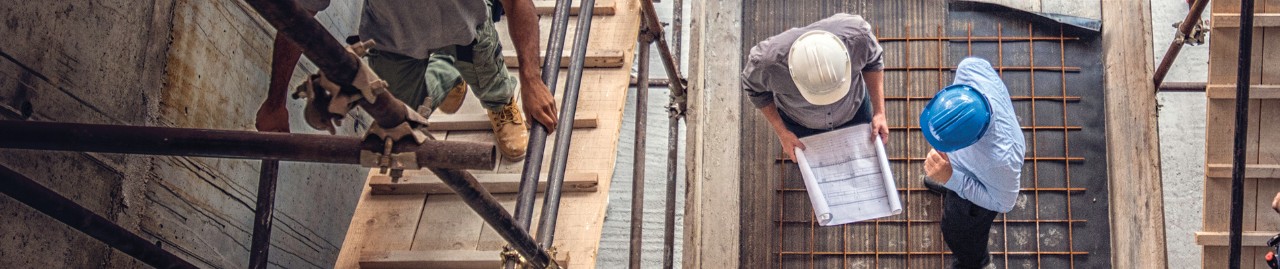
[500,245,561,269]
[1172,19,1208,46]
[358,106,431,182]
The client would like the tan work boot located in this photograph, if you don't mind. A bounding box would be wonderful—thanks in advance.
[487,99,529,160]
[438,80,468,114]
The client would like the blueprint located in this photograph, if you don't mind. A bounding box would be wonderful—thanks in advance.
[794,124,902,226]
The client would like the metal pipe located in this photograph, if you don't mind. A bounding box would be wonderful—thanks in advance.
[630,29,653,269]
[673,0,683,74]
[0,165,198,269]
[510,1,576,264]
[242,0,413,129]
[536,0,598,247]
[426,166,555,268]
[248,160,279,269]
[1152,0,1210,88]
[662,111,679,269]
[1229,0,1256,267]
[638,0,687,113]
[1158,81,1207,92]
[0,120,495,170]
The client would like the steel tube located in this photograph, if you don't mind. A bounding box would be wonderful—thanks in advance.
[0,120,495,170]
[427,166,554,268]
[630,31,652,269]
[535,0,598,247]
[638,0,687,110]
[0,165,198,269]
[662,112,678,269]
[248,160,279,269]
[509,2,576,265]
[1157,81,1207,92]
[1228,0,1255,267]
[1152,0,1210,88]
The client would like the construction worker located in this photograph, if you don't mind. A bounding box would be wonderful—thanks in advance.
[920,57,1026,269]
[359,0,558,161]
[741,13,890,161]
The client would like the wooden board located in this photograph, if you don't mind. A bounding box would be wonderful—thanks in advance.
[502,49,627,68]
[1100,0,1168,268]
[360,250,570,269]
[368,172,600,195]
[426,113,599,131]
[333,171,429,269]
[1205,85,1280,99]
[411,195,486,251]
[1212,13,1280,28]
[534,0,617,15]
[1194,231,1275,246]
[1206,163,1280,178]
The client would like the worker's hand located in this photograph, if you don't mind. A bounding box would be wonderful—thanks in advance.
[871,113,889,143]
[1272,192,1280,214]
[777,129,806,162]
[521,78,559,131]
[924,149,953,184]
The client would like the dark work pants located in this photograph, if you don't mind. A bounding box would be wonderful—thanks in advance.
[778,91,874,138]
[942,189,999,269]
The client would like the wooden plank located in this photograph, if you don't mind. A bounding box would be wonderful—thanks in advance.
[369,172,600,195]
[334,181,428,268]
[1211,13,1280,28]
[1194,231,1275,246]
[1100,0,1168,268]
[427,113,599,131]
[502,49,626,68]
[360,250,570,269]
[411,195,486,251]
[534,0,616,15]
[1205,85,1280,99]
[1206,164,1280,178]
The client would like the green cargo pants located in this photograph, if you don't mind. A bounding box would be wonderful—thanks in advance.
[366,1,516,111]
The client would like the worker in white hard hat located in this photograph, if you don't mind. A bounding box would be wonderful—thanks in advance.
[742,13,889,161]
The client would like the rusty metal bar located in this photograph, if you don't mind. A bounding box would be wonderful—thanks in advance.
[1059,24,1079,268]
[773,219,1087,224]
[0,165,198,269]
[629,25,652,269]
[0,120,496,170]
[426,166,555,268]
[886,95,1081,101]
[1228,0,1257,267]
[1152,0,1211,89]
[1158,81,1207,92]
[878,36,1080,42]
[776,187,1087,192]
[248,160,279,269]
[639,0,687,114]
[535,0,597,249]
[889,125,1082,131]
[883,66,1081,72]
[777,251,1090,256]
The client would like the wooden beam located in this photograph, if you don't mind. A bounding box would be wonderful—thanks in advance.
[1205,84,1280,99]
[1194,231,1275,246]
[533,0,616,15]
[1206,164,1280,178]
[369,172,599,195]
[1101,0,1168,268]
[360,250,570,269]
[502,49,626,68]
[426,113,598,131]
[1212,13,1280,28]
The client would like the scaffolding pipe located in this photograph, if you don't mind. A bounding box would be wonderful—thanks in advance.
[662,108,679,269]
[1152,0,1210,89]
[630,29,653,269]
[510,0,575,266]
[242,0,414,130]
[1157,81,1206,92]
[639,0,687,112]
[1228,0,1256,267]
[0,165,198,269]
[0,120,496,170]
[426,166,555,268]
[536,0,598,248]
[248,160,279,269]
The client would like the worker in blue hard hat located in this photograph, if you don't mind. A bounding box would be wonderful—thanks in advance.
[920,57,1026,269]
[741,14,890,161]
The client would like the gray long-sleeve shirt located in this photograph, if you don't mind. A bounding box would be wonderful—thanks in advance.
[742,13,884,130]
[360,0,489,59]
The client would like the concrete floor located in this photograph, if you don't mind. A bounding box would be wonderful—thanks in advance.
[1150,0,1210,267]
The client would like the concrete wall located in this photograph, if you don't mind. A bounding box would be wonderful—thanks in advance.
[0,0,368,267]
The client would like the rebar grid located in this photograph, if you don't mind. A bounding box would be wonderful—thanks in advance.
[773,23,1086,268]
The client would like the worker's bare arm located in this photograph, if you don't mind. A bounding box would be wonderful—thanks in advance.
[760,103,805,161]
[501,0,559,130]
[865,70,888,143]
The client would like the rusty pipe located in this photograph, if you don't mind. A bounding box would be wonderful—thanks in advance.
[1152,0,1210,89]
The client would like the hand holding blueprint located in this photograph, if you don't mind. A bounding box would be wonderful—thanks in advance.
[793,124,902,226]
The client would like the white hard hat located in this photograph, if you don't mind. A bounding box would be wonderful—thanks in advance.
[788,30,851,106]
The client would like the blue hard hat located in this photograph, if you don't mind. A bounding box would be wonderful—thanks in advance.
[920,84,993,152]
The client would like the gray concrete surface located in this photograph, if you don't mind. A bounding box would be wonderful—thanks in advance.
[1150,0,1210,267]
